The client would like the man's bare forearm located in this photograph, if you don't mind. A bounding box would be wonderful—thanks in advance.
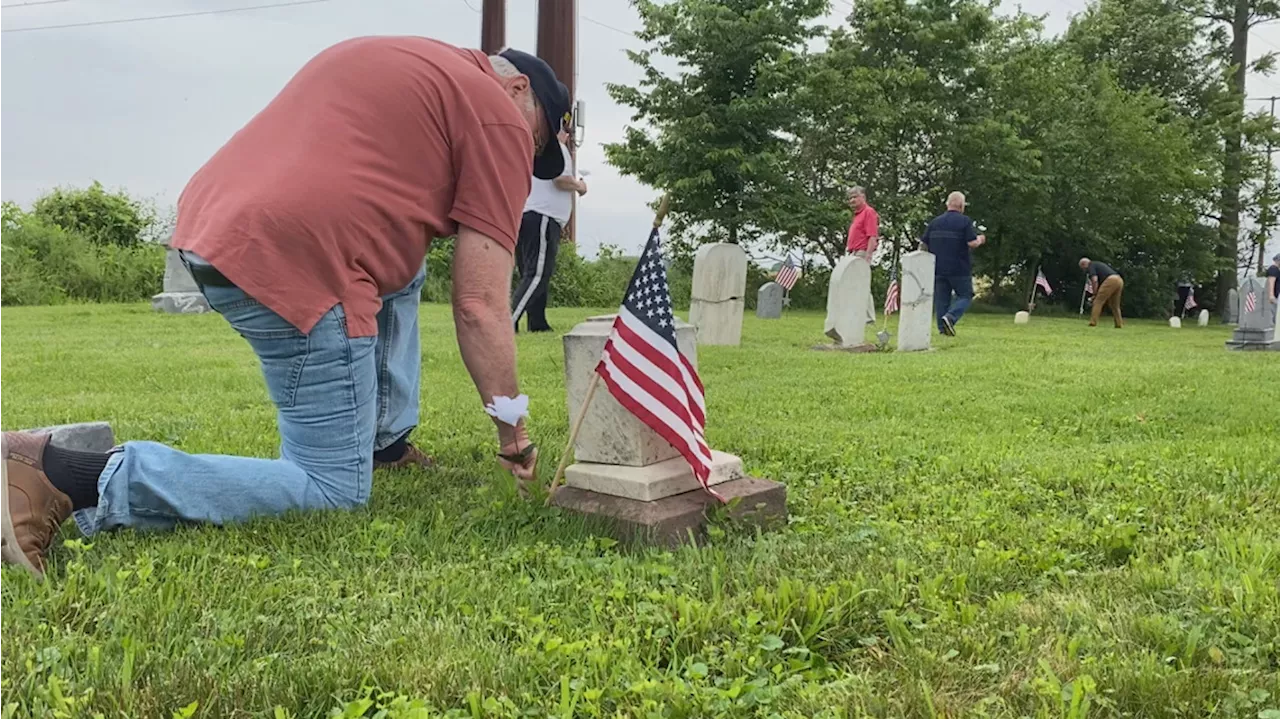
[453,226,523,443]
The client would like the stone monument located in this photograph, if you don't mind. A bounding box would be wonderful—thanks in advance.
[549,316,786,545]
[1225,277,1279,351]
[688,243,747,345]
[896,251,935,352]
[820,255,873,350]
[1169,316,1181,329]
[1014,311,1030,325]
[152,248,210,314]
[1197,309,1210,327]
[756,282,784,319]
[1226,288,1240,324]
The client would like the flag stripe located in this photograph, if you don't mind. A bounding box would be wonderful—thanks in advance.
[615,309,706,425]
[603,333,704,436]
[597,351,713,472]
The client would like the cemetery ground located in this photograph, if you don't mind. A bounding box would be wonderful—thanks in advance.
[1,303,1277,719]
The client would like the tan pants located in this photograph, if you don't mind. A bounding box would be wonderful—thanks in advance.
[1090,275,1124,327]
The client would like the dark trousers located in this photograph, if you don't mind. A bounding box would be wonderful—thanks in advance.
[511,210,562,332]
[934,274,974,330]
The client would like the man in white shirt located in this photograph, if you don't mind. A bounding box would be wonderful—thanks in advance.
[512,130,587,332]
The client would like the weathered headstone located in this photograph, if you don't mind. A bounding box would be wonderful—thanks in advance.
[897,250,935,352]
[822,255,873,348]
[756,282,784,319]
[550,316,786,545]
[152,249,210,314]
[1169,316,1182,329]
[1014,311,1030,325]
[1226,276,1279,350]
[1226,288,1240,324]
[688,243,747,345]
[1198,309,1210,327]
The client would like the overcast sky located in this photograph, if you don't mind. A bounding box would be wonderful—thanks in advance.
[3,0,1280,263]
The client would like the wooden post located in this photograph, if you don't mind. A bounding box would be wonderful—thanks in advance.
[538,0,577,242]
[480,0,505,55]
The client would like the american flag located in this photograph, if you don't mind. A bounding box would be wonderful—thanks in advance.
[775,254,802,291]
[883,266,900,315]
[595,227,719,500]
[1245,289,1257,313]
[1184,287,1197,311]
[1035,268,1053,296]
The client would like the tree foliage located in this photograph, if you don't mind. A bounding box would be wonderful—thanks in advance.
[604,0,827,251]
[29,181,161,248]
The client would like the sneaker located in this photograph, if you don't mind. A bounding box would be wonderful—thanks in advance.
[373,442,435,470]
[941,316,956,336]
[2,432,72,577]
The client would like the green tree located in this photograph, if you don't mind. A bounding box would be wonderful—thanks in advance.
[604,0,826,251]
[30,181,158,248]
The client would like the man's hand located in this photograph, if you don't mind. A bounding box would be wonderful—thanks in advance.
[575,179,588,196]
[498,427,539,490]
[968,234,986,249]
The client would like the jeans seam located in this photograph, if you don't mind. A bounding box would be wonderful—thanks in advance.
[376,301,394,438]
[337,323,369,506]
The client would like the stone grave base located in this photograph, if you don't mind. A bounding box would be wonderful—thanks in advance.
[23,422,115,451]
[811,343,877,353]
[565,450,743,502]
[152,292,210,314]
[550,477,786,549]
[1225,339,1280,351]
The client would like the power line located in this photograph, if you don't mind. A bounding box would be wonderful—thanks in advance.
[0,0,75,6]
[582,14,637,39]
[1,0,333,33]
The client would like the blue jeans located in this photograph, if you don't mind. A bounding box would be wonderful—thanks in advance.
[72,265,426,537]
[934,274,974,330]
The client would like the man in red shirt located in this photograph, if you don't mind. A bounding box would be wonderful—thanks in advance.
[845,186,880,324]
[1,37,571,576]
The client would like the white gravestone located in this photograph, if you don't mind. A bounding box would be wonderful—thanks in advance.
[688,243,747,346]
[152,248,211,314]
[1169,317,1181,329]
[896,251,935,352]
[824,255,873,347]
[560,316,739,498]
[1226,277,1279,350]
[1226,288,1240,324]
[1014,311,1030,325]
[1198,309,1210,327]
[756,282,784,319]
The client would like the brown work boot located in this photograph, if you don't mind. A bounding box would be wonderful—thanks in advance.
[2,432,73,577]
[373,442,435,470]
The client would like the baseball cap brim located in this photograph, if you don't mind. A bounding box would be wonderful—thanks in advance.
[500,49,571,180]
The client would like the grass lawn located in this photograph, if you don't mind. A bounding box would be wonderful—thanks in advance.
[2,303,1278,718]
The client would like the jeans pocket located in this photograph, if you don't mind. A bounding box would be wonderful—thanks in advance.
[220,298,310,409]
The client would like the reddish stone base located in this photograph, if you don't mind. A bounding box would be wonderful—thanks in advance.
[549,477,786,548]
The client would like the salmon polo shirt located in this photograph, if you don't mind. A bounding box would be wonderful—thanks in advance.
[171,36,533,338]
[846,205,880,253]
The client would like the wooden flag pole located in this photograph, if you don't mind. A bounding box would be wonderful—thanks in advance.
[545,194,671,505]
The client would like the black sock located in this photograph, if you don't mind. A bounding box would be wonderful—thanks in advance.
[42,444,109,511]
[373,436,408,463]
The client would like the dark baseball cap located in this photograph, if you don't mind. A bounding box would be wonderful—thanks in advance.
[500,48,572,180]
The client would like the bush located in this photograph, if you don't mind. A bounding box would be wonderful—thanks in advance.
[1,208,163,306]
[29,181,158,248]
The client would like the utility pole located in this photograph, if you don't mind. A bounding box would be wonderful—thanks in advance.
[480,0,505,55]
[537,0,577,243]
